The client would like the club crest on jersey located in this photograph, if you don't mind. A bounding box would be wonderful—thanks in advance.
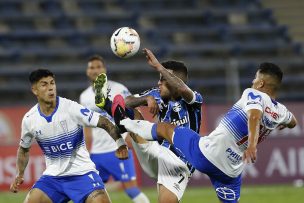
[35,130,42,136]
[247,92,262,102]
[173,103,182,112]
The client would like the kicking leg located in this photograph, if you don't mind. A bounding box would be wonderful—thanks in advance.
[121,118,176,144]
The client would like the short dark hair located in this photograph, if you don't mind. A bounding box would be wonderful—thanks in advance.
[258,62,283,83]
[88,54,105,64]
[29,69,55,84]
[161,60,188,77]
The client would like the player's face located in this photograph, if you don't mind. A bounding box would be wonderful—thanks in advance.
[158,73,172,99]
[32,76,56,104]
[87,60,106,82]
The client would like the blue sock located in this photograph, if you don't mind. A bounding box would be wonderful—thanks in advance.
[151,124,158,140]
[125,187,141,199]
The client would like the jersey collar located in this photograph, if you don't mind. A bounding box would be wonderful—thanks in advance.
[38,96,59,123]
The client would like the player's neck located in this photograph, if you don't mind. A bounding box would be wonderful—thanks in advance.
[39,100,56,116]
[258,88,276,99]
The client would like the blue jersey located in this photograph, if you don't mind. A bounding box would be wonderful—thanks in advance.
[136,88,203,160]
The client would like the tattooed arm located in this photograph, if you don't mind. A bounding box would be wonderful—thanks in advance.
[10,146,29,193]
[97,116,129,160]
[143,48,194,103]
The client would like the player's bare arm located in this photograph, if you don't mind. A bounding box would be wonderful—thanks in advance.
[143,48,194,103]
[243,109,262,163]
[10,146,29,193]
[97,116,129,160]
[125,95,159,117]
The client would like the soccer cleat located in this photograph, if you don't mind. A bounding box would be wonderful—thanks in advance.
[94,73,108,108]
[112,94,127,133]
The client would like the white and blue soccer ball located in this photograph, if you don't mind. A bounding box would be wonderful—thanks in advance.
[110,27,140,58]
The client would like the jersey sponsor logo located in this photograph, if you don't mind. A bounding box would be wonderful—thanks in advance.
[215,187,236,200]
[80,108,90,116]
[173,103,182,112]
[171,116,188,126]
[265,107,279,119]
[247,92,262,102]
[226,148,242,165]
[47,141,73,153]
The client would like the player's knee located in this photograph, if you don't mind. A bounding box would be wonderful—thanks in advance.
[125,187,150,203]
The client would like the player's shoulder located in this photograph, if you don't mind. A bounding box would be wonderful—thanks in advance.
[242,88,268,99]
[80,86,93,97]
[23,104,39,120]
[137,87,160,97]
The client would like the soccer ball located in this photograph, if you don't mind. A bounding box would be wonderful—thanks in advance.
[110,27,140,58]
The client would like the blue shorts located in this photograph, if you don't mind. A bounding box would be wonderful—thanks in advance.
[90,149,136,182]
[173,127,242,203]
[32,171,104,203]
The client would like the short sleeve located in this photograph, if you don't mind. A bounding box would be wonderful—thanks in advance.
[242,89,263,113]
[20,116,35,148]
[69,100,100,127]
[278,104,293,125]
[134,87,159,98]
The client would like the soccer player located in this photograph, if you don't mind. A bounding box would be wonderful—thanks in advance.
[80,55,150,203]
[104,48,203,203]
[10,69,128,203]
[120,61,298,203]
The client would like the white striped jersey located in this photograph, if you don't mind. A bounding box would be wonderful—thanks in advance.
[80,80,131,153]
[200,88,293,177]
[20,97,101,176]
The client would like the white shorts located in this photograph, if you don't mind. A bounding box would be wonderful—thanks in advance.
[157,147,191,201]
[131,140,160,179]
[132,140,191,201]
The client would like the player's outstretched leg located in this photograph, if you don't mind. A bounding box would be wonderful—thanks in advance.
[121,118,175,143]
[94,73,108,108]
[111,94,128,133]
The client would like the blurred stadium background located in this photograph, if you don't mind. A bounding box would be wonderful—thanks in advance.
[0,0,303,202]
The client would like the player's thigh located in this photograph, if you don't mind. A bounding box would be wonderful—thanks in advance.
[157,147,191,201]
[24,188,53,203]
[85,189,111,203]
[132,140,160,179]
[158,184,178,203]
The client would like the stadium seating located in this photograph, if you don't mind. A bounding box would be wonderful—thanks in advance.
[0,0,304,105]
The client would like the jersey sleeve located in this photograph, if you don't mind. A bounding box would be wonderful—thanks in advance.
[242,88,264,112]
[69,100,100,127]
[278,104,293,125]
[20,116,35,148]
[134,87,160,98]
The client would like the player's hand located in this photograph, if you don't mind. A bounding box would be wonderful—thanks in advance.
[146,96,159,117]
[243,145,257,164]
[10,175,24,193]
[143,48,162,70]
[115,145,129,160]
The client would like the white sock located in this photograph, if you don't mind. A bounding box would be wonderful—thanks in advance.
[121,118,157,140]
[132,192,150,203]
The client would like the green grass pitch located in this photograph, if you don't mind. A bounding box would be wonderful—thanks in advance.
[1,185,302,203]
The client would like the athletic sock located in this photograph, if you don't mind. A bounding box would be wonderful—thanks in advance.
[132,192,150,203]
[120,118,158,141]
